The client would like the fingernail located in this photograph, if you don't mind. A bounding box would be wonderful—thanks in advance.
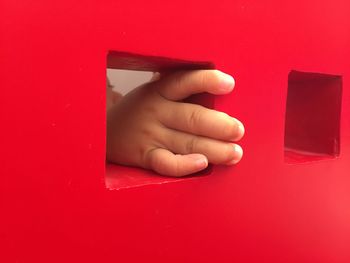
[192,155,208,169]
[226,145,243,165]
[219,72,235,92]
[237,122,245,137]
[230,119,245,141]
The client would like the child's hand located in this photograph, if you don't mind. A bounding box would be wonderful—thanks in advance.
[106,70,244,177]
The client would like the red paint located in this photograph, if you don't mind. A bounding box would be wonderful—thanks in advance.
[1,0,350,262]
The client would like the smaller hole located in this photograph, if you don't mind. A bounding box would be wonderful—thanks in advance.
[284,70,342,164]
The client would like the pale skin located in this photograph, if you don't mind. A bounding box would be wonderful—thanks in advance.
[106,69,245,177]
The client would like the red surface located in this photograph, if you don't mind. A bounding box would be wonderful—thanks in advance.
[1,0,350,262]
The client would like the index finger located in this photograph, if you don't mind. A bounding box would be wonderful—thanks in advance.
[154,70,235,101]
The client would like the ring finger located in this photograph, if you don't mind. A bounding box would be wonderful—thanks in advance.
[163,128,243,165]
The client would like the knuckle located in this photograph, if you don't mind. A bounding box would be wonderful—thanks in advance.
[173,72,185,90]
[185,137,197,153]
[143,103,158,114]
[140,127,153,137]
[174,159,182,177]
[197,71,208,87]
[188,108,203,130]
[143,148,157,169]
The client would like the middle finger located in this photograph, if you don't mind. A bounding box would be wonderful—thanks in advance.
[160,102,244,142]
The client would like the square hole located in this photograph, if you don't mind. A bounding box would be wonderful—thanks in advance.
[284,70,342,163]
[106,51,214,189]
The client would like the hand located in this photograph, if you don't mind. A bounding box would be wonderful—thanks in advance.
[106,70,244,177]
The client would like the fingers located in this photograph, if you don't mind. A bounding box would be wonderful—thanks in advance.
[154,70,235,101]
[163,129,243,165]
[160,102,245,142]
[144,131,243,177]
[146,148,208,177]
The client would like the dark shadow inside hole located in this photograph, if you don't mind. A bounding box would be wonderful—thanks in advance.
[284,70,342,163]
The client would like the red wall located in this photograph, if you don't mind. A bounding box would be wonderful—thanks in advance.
[1,0,350,262]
